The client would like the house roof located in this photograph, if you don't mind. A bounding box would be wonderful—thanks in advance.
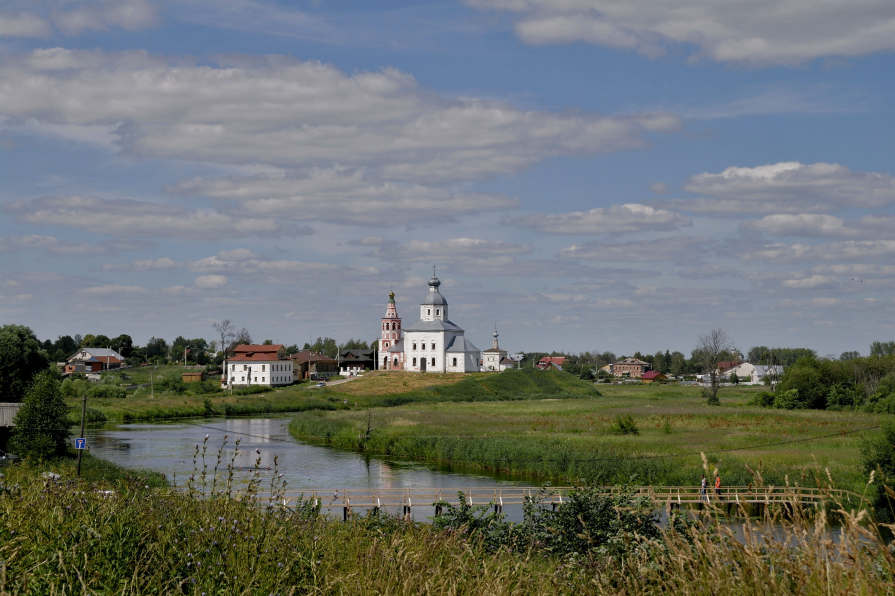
[233,344,282,354]
[499,357,516,365]
[340,349,375,359]
[717,360,742,372]
[289,350,337,364]
[387,339,405,353]
[642,371,665,380]
[445,335,480,353]
[68,347,124,362]
[403,319,464,332]
[614,358,649,365]
[538,356,567,364]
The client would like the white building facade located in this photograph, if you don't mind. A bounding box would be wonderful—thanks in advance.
[226,344,293,388]
[403,274,480,373]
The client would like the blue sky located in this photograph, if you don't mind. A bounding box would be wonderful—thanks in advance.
[2,0,894,357]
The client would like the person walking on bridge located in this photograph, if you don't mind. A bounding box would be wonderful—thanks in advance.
[700,474,707,501]
[714,473,722,500]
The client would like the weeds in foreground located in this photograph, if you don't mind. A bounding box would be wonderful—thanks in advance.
[1,440,894,595]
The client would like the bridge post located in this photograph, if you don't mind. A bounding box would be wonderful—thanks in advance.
[343,506,348,522]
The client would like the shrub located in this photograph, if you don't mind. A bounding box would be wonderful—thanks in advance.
[10,370,72,460]
[860,420,895,521]
[777,366,827,409]
[827,384,860,411]
[750,392,775,407]
[88,384,126,399]
[609,414,639,435]
[772,389,802,410]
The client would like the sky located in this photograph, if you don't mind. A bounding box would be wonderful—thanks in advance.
[1,0,894,357]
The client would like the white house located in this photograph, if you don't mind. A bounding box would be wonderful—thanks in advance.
[403,273,480,373]
[752,365,784,384]
[225,344,293,388]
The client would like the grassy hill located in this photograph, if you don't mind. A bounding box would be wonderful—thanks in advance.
[329,368,601,407]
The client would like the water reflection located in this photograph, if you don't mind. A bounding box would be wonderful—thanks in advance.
[83,416,539,493]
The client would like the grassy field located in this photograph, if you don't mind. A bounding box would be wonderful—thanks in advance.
[290,381,886,492]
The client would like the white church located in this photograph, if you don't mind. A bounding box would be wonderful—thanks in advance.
[379,272,482,372]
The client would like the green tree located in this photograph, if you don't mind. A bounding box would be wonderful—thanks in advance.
[112,334,134,358]
[860,420,895,520]
[81,334,112,348]
[669,351,687,376]
[145,336,168,360]
[870,341,895,357]
[9,370,71,460]
[840,351,861,361]
[0,324,50,403]
[729,371,739,385]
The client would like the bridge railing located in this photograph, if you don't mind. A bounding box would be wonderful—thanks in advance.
[277,485,865,514]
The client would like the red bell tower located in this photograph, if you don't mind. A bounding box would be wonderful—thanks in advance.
[380,289,403,370]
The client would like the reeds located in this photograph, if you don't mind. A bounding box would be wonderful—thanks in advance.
[1,453,893,595]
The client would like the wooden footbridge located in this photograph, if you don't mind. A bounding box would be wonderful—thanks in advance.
[280,485,864,520]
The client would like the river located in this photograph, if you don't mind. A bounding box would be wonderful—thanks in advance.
[83,415,542,521]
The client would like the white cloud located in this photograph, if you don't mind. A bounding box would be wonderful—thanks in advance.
[742,213,895,239]
[467,0,895,66]
[740,240,895,263]
[102,257,182,272]
[506,203,689,234]
[560,236,712,264]
[0,12,53,38]
[169,169,518,226]
[677,265,738,279]
[2,196,311,240]
[0,234,149,256]
[666,162,895,215]
[0,49,681,185]
[51,0,158,36]
[781,275,839,289]
[361,237,532,261]
[194,275,229,289]
[81,284,148,295]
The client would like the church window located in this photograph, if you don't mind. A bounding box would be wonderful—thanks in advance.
[413,343,417,350]
[394,358,398,366]
[431,358,435,366]
[413,358,417,366]
[452,358,457,366]
[431,343,435,350]
[436,309,440,315]
[427,309,431,315]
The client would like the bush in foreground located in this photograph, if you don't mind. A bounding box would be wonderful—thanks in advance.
[1,464,892,595]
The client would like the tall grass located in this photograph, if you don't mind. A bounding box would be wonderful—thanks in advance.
[1,454,892,595]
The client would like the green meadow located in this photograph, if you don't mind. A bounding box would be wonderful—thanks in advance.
[292,378,884,492]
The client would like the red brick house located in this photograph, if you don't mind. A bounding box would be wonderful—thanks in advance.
[611,358,651,378]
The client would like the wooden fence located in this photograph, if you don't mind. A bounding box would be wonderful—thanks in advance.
[278,485,865,520]
[0,403,22,427]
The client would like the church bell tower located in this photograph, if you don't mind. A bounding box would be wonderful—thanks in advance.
[380,289,403,370]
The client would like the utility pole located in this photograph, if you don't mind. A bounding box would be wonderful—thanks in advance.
[76,391,87,477]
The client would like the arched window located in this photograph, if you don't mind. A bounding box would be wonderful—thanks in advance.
[431,358,435,366]
[436,309,440,316]
[413,357,417,366]
[413,343,417,350]
[394,358,398,366]
[427,309,431,316]
[431,343,435,350]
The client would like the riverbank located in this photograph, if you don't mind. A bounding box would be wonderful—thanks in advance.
[1,451,167,488]
[2,457,891,595]
[65,368,598,423]
[289,386,882,492]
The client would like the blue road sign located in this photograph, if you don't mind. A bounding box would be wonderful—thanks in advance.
[75,438,86,450]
